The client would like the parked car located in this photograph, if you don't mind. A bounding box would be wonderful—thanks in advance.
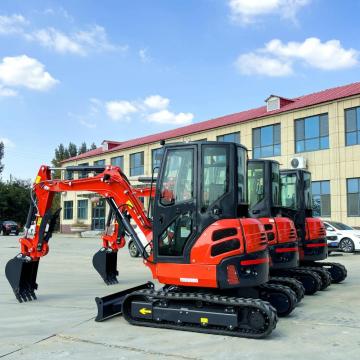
[1,221,20,235]
[325,228,339,253]
[127,224,148,258]
[323,221,360,253]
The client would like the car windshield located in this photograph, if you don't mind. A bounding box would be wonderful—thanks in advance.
[328,221,353,230]
[4,221,17,225]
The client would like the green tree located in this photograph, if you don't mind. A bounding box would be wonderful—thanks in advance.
[68,142,78,157]
[78,142,88,155]
[0,179,31,226]
[90,142,97,150]
[0,141,4,175]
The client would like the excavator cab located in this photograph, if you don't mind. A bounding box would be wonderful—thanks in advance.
[247,160,298,269]
[152,141,248,263]
[279,169,327,262]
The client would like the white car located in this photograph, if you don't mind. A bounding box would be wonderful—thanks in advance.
[323,221,360,253]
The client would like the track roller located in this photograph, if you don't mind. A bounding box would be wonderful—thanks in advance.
[301,266,332,290]
[92,248,119,285]
[306,262,347,284]
[120,289,278,338]
[268,277,305,303]
[277,268,322,295]
[258,283,297,317]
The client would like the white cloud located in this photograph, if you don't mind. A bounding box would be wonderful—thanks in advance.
[104,95,194,125]
[27,28,84,55]
[0,55,58,91]
[265,38,359,70]
[144,95,169,110]
[236,37,359,76]
[79,118,97,129]
[147,110,194,125]
[0,14,28,34]
[139,48,150,63]
[235,52,292,76]
[106,100,138,121]
[26,25,119,56]
[0,85,18,97]
[0,137,15,148]
[228,0,310,24]
[0,13,121,56]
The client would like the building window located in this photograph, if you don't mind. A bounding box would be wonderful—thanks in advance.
[77,199,88,220]
[111,156,124,168]
[217,132,240,143]
[295,114,329,153]
[347,178,360,216]
[152,148,164,173]
[78,162,89,179]
[312,181,331,217]
[65,170,74,180]
[252,124,281,158]
[63,201,73,220]
[345,107,360,146]
[94,159,105,174]
[130,151,144,176]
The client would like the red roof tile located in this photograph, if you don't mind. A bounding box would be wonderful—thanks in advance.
[63,81,360,163]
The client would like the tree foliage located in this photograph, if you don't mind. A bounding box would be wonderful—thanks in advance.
[0,141,4,175]
[0,179,31,226]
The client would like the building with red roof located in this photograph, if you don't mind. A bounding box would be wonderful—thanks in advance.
[60,81,360,232]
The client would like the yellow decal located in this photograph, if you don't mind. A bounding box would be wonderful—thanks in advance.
[35,176,41,184]
[126,200,133,208]
[200,317,208,324]
[139,308,152,315]
[36,217,42,226]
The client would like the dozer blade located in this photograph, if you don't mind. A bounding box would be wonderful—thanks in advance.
[95,282,154,322]
[5,256,39,302]
[92,248,119,285]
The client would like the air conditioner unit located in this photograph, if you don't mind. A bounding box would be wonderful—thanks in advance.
[290,157,307,169]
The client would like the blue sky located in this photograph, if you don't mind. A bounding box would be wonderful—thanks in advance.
[1,0,360,180]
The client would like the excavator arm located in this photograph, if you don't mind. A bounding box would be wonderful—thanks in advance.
[5,164,154,301]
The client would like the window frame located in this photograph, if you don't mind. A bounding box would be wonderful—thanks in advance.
[130,151,145,177]
[77,199,88,220]
[63,200,73,220]
[347,177,360,217]
[311,180,331,217]
[216,131,240,144]
[294,113,329,153]
[110,156,124,169]
[345,106,360,146]
[252,123,281,158]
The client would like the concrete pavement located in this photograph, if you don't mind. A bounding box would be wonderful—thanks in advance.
[1,234,360,359]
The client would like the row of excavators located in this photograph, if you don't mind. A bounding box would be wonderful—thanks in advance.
[5,140,347,338]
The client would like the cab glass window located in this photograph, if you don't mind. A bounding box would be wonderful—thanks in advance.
[202,146,228,210]
[160,149,194,206]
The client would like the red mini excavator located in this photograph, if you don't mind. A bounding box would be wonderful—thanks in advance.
[279,169,347,284]
[6,141,281,338]
[248,159,325,295]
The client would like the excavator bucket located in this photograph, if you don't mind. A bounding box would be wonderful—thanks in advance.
[95,282,154,321]
[5,256,39,302]
[92,248,119,285]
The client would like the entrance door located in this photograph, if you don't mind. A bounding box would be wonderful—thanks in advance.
[92,198,106,230]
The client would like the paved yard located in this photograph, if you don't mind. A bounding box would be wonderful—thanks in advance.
[1,234,360,359]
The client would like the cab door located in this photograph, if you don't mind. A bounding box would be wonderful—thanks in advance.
[153,145,197,263]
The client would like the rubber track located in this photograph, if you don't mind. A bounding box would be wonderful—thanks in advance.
[282,268,322,295]
[301,266,332,290]
[258,283,297,317]
[122,289,278,339]
[311,262,348,284]
[269,277,305,303]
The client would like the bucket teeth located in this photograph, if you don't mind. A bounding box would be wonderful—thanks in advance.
[92,249,119,285]
[5,256,39,302]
